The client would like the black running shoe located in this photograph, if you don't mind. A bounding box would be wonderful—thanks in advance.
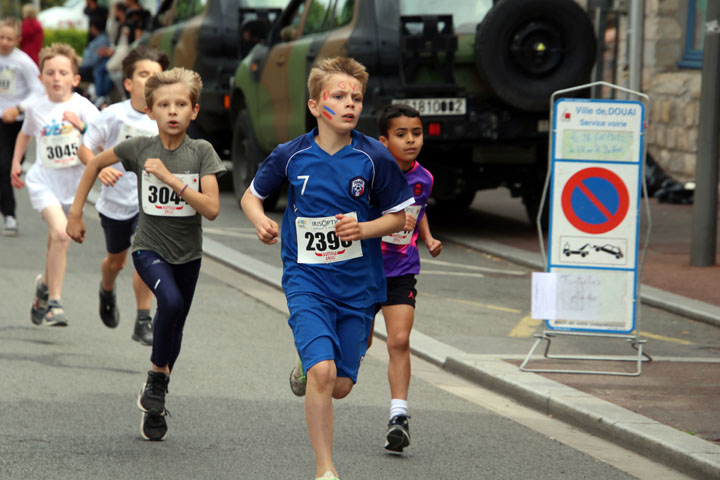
[132,315,153,346]
[31,274,48,325]
[385,415,410,452]
[99,284,119,328]
[141,412,168,441]
[137,371,169,415]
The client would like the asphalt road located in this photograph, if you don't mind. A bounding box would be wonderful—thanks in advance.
[0,187,701,479]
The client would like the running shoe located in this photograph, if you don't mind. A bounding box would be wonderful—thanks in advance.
[2,215,17,236]
[315,472,340,480]
[131,315,153,346]
[137,371,169,415]
[385,415,410,452]
[140,411,168,441]
[30,274,48,325]
[43,300,68,327]
[99,284,119,328]
[289,357,306,397]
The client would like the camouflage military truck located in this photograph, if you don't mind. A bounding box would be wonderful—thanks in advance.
[141,0,286,159]
[229,0,597,222]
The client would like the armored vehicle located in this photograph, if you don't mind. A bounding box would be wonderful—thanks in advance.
[229,0,597,223]
[142,0,286,159]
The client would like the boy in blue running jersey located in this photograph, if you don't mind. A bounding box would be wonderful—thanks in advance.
[241,57,413,480]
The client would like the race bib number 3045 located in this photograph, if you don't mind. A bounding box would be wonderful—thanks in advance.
[296,212,363,264]
[141,172,198,217]
[40,131,81,169]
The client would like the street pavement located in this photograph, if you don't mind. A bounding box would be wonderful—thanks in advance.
[2,190,680,480]
[201,188,720,480]
[1,183,718,479]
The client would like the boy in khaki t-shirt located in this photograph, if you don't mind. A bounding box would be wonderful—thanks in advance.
[67,67,225,442]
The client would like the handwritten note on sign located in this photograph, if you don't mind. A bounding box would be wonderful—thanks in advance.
[532,272,600,321]
[561,129,635,162]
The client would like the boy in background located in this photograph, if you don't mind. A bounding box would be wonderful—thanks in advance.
[0,17,44,236]
[73,45,169,344]
[374,103,442,453]
[10,43,99,325]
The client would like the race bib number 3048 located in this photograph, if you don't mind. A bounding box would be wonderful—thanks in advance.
[296,212,363,264]
[141,172,198,217]
[382,205,422,245]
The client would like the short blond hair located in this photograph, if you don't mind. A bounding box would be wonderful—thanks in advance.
[307,57,369,101]
[22,4,38,19]
[39,43,81,75]
[145,67,203,108]
[0,17,21,37]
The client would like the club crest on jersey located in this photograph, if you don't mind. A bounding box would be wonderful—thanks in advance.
[414,183,423,197]
[349,176,366,198]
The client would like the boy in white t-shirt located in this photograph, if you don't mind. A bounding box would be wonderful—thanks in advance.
[10,43,100,326]
[74,46,169,345]
[0,17,43,236]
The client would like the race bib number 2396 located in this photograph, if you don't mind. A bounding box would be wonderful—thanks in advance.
[141,172,198,217]
[295,212,363,264]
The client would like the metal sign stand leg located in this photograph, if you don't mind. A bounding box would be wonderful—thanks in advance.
[519,330,652,376]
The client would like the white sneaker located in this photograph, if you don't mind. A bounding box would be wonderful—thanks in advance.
[2,216,17,236]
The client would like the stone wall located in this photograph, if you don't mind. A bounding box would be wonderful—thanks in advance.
[610,0,700,180]
[642,0,701,181]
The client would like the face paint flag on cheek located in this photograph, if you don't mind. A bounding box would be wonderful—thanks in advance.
[323,106,335,120]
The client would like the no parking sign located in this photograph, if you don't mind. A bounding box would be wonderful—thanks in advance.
[543,98,645,333]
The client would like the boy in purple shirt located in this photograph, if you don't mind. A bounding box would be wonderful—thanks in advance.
[375,104,442,452]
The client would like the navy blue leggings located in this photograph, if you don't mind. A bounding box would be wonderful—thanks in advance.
[133,250,201,371]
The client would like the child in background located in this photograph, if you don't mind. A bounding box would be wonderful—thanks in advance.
[374,103,442,453]
[241,57,413,480]
[74,45,169,344]
[10,43,99,325]
[0,17,44,236]
[67,67,225,441]
[20,4,43,66]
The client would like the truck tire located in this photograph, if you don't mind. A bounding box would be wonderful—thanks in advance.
[475,0,596,112]
[434,191,476,213]
[231,109,279,210]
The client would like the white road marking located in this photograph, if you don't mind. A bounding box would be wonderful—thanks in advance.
[423,257,526,275]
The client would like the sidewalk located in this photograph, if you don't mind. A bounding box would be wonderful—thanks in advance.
[202,195,720,480]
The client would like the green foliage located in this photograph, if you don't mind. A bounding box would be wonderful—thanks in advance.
[40,0,68,8]
[1,0,21,17]
[43,28,87,56]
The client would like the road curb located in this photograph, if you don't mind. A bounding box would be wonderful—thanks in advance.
[202,236,720,479]
[444,235,720,328]
[442,354,720,480]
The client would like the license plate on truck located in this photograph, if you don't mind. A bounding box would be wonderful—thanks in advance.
[392,98,466,116]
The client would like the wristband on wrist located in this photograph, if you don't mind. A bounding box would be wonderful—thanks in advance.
[180,183,188,195]
[16,104,24,114]
[80,122,87,134]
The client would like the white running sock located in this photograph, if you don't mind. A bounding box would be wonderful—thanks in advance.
[390,399,408,419]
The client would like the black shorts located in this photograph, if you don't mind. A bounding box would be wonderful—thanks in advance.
[99,213,139,254]
[377,274,417,313]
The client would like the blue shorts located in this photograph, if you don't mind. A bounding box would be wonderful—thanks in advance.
[287,293,374,383]
[99,213,138,254]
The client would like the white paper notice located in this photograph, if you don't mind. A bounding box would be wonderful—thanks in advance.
[556,273,600,321]
[532,272,558,320]
[532,272,601,322]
